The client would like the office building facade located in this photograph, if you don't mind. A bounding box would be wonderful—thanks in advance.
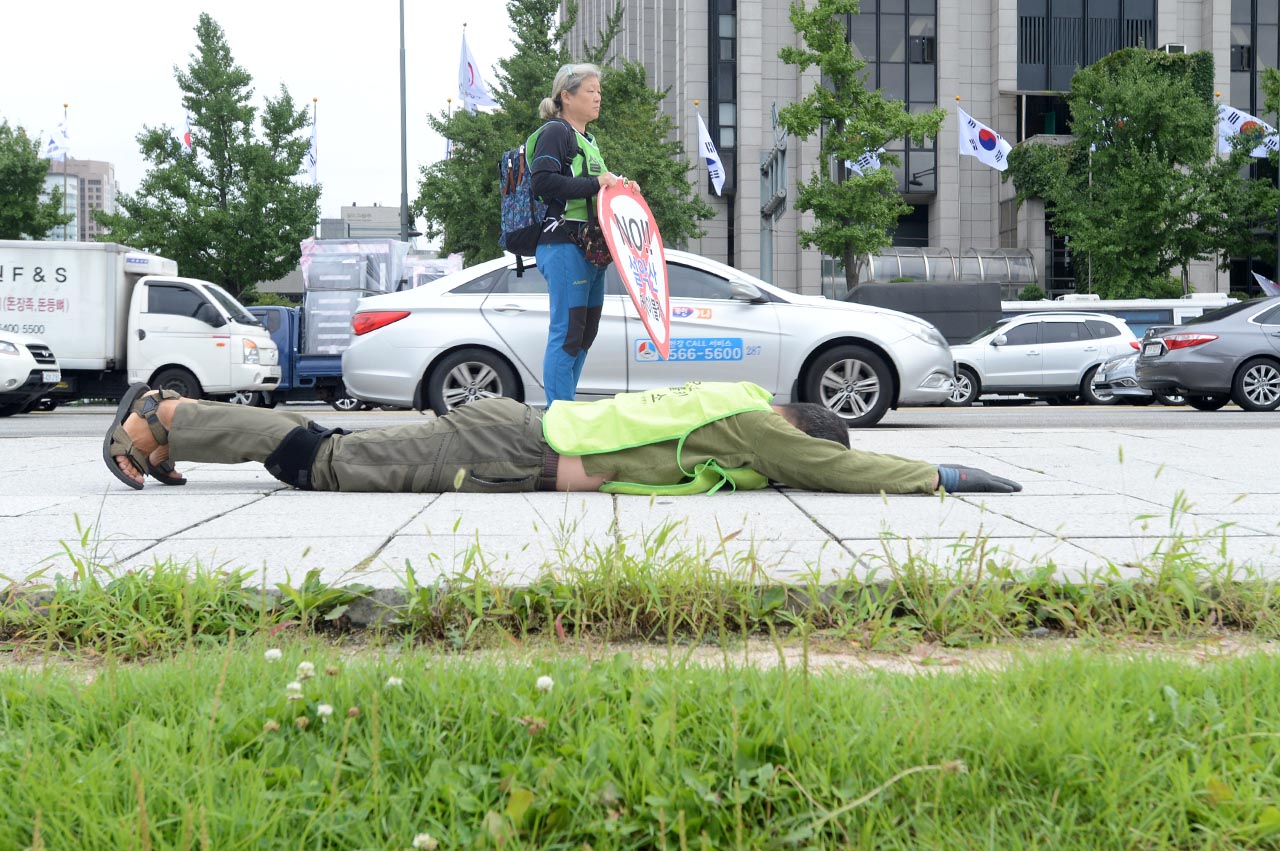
[564,0,1263,297]
[42,159,116,241]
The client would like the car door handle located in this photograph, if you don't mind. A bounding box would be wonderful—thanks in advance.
[137,329,147,340]
[492,304,528,314]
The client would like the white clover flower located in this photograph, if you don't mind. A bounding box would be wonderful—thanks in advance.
[412,833,439,850]
[286,681,304,701]
[317,703,334,722]
[536,675,554,693]
[386,675,404,688]
[264,648,283,662]
[296,661,316,680]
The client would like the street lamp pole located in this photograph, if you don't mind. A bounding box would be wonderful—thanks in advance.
[399,0,410,242]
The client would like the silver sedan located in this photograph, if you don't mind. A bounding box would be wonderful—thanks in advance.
[342,250,955,427]
[1136,296,1280,411]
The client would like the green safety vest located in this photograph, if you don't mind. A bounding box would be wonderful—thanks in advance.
[526,121,607,223]
[542,381,775,495]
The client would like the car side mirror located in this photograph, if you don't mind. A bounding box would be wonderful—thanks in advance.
[729,281,766,302]
[195,303,227,327]
[991,334,1007,347]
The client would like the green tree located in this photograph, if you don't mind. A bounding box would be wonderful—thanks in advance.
[0,121,73,240]
[414,0,712,265]
[1006,48,1279,298]
[776,0,945,290]
[97,14,320,301]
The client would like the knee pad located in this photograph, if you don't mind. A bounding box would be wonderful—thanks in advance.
[265,422,347,490]
[561,305,589,357]
[580,305,603,351]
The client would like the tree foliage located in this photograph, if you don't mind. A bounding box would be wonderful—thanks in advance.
[0,122,74,240]
[776,0,945,288]
[96,14,320,301]
[413,0,713,266]
[1006,48,1280,298]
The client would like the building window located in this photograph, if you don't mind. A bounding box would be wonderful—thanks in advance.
[708,0,736,193]
[849,0,937,194]
[1017,0,1156,92]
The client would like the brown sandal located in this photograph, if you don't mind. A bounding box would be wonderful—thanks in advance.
[100,384,184,489]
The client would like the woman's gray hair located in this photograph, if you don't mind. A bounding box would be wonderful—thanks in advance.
[538,63,602,120]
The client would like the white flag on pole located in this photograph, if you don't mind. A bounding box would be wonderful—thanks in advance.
[307,109,318,184]
[957,107,1012,171]
[1252,271,1280,297]
[181,111,193,154]
[1217,104,1279,158]
[696,112,725,195]
[458,32,497,113]
[845,148,884,176]
[41,121,70,161]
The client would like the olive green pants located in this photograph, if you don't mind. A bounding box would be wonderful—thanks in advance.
[167,398,554,493]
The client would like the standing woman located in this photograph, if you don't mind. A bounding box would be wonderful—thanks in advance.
[529,63,624,406]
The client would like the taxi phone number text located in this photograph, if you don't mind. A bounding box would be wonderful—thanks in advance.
[0,324,45,335]
[661,338,750,361]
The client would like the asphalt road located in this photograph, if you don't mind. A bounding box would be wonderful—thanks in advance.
[5,399,1273,440]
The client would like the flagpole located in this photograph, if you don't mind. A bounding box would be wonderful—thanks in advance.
[954,96,961,261]
[446,98,452,160]
[62,102,68,241]
[312,97,318,186]
[398,0,410,242]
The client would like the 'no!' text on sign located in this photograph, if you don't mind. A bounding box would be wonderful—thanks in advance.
[599,183,671,360]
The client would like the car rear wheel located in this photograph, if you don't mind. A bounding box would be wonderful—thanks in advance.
[1081,365,1117,405]
[227,390,261,406]
[802,344,894,428]
[426,348,521,416]
[152,367,202,400]
[1230,357,1280,412]
[1154,391,1185,406]
[1187,394,1229,411]
[945,366,979,407]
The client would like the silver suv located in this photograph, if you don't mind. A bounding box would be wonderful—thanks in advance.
[947,312,1139,406]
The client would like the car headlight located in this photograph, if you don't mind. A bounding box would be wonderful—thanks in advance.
[0,341,18,357]
[243,338,260,364]
[892,317,949,349]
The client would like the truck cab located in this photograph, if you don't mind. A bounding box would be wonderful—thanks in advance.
[247,305,349,408]
[128,271,281,399]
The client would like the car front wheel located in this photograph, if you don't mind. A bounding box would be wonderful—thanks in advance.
[1187,394,1229,411]
[802,344,894,428]
[1231,357,1280,412]
[945,366,979,407]
[1081,365,1117,405]
[1154,390,1185,406]
[426,348,521,416]
[330,391,368,412]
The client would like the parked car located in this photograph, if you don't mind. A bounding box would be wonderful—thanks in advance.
[342,250,956,427]
[1091,352,1185,406]
[0,331,60,417]
[1135,296,1280,411]
[947,312,1139,406]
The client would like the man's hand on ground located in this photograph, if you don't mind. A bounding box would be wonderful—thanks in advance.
[937,464,1023,494]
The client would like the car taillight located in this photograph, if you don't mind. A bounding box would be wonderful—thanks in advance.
[1129,341,1140,350]
[1160,333,1219,351]
[352,311,411,336]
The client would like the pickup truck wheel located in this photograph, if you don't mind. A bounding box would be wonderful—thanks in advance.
[227,390,260,406]
[152,368,203,400]
[330,392,368,412]
[426,348,520,416]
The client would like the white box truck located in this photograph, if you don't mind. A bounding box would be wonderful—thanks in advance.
[0,240,280,403]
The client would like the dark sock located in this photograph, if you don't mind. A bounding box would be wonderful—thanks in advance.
[937,464,1023,494]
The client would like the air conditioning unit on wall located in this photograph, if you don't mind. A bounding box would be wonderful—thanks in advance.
[1160,43,1187,54]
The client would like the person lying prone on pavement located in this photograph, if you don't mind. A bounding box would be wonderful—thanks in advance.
[103,380,1023,496]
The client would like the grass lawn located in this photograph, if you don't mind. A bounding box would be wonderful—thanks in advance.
[3,638,1279,850]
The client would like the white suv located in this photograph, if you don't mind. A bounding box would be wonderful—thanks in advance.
[948,312,1139,406]
[0,332,60,417]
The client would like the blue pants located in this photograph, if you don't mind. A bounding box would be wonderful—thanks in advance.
[535,241,606,406]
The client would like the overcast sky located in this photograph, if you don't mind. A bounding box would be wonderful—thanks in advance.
[2,0,518,237]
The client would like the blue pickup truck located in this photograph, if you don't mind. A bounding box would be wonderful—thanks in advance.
[243,306,364,410]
